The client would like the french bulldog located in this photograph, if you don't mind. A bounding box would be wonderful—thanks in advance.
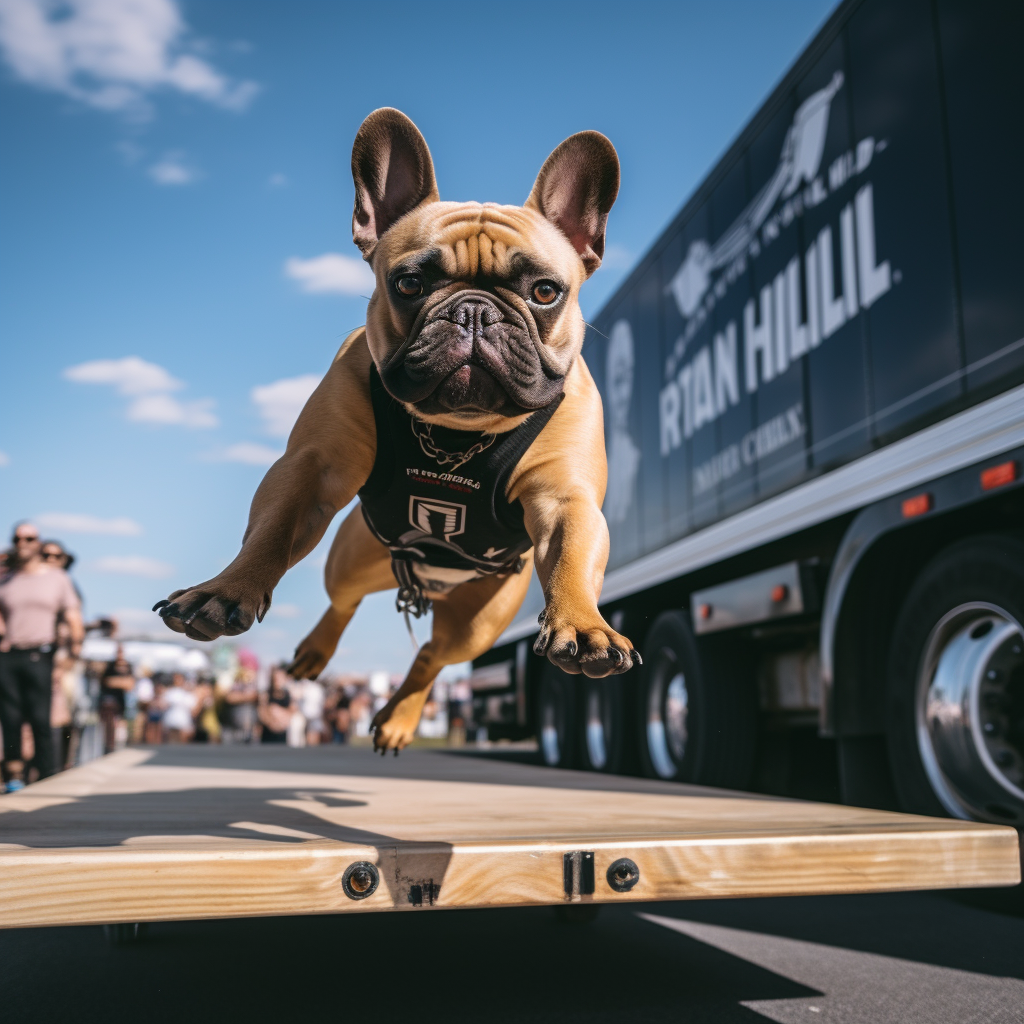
[155,108,637,753]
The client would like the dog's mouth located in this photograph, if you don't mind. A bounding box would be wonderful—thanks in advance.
[433,362,506,412]
[379,289,565,417]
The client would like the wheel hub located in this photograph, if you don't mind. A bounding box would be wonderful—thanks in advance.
[917,602,1024,822]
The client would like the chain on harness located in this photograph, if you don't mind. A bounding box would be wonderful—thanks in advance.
[411,418,496,472]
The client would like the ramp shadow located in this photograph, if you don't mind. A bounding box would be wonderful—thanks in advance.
[0,785,398,849]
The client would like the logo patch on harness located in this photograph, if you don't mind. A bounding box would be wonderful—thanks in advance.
[409,496,466,543]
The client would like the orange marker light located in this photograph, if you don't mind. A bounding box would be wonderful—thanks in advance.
[980,460,1018,491]
[770,584,789,603]
[698,603,713,621]
[901,493,932,518]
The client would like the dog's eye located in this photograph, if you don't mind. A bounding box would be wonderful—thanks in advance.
[531,280,560,305]
[395,274,423,298]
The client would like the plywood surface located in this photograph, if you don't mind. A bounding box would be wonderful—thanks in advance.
[0,746,1017,927]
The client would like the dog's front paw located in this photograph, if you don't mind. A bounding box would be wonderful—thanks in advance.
[153,579,271,642]
[287,644,330,681]
[370,692,428,756]
[534,607,639,677]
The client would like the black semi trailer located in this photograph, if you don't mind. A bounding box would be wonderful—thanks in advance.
[469,0,1024,825]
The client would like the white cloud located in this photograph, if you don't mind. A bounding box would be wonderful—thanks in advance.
[251,374,320,437]
[207,442,284,466]
[0,0,259,117]
[269,603,301,619]
[94,554,175,578]
[284,253,374,295]
[126,393,218,427]
[65,355,218,428]
[148,151,199,185]
[268,172,287,187]
[64,356,182,395]
[0,450,8,467]
[36,512,143,536]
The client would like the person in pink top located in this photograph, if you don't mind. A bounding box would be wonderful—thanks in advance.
[0,523,84,791]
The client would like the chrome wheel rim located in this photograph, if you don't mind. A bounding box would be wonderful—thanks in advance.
[541,689,561,766]
[647,649,688,779]
[585,686,608,769]
[916,602,1024,823]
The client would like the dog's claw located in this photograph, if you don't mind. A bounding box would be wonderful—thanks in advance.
[256,593,271,624]
[610,647,623,665]
[566,640,578,658]
[631,649,642,666]
[152,599,169,613]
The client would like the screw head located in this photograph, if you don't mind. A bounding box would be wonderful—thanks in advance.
[342,861,380,900]
[606,857,640,893]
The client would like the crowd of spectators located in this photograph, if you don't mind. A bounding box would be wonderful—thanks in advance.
[0,520,470,793]
[96,661,363,750]
[0,521,380,792]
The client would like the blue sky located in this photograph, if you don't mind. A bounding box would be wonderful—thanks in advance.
[0,0,836,674]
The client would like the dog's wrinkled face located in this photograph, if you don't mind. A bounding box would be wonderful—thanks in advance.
[350,109,619,431]
[369,202,585,423]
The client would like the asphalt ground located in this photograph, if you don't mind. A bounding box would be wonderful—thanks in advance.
[1,887,1021,1023]
[1,747,1021,1023]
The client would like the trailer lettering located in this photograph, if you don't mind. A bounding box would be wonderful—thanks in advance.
[692,347,716,431]
[659,381,681,455]
[714,323,740,411]
[660,183,891,455]
[645,73,894,461]
[855,183,891,308]
[745,286,774,391]
[693,402,806,495]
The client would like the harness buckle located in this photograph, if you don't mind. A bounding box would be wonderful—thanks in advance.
[395,583,431,619]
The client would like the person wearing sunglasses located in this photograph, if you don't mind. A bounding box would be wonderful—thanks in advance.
[0,523,84,792]
[40,541,72,570]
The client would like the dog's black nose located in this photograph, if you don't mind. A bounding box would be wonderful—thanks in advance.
[449,297,504,335]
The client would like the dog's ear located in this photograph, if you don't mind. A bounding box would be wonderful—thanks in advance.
[525,131,619,277]
[352,108,439,258]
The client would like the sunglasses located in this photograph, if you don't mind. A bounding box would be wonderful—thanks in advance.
[14,535,40,544]
[41,551,64,561]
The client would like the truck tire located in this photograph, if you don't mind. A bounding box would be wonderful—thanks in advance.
[636,611,756,786]
[886,534,1024,824]
[577,677,629,774]
[537,664,578,769]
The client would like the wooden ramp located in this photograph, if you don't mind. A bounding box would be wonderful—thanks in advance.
[0,746,1017,928]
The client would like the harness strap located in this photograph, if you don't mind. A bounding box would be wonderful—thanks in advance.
[391,553,432,619]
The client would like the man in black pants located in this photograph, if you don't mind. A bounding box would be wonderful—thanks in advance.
[0,523,84,792]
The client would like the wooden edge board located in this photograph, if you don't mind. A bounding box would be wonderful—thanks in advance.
[0,824,1017,929]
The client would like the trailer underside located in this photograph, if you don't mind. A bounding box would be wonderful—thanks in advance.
[0,746,1017,929]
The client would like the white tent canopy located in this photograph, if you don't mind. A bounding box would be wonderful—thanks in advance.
[80,638,211,674]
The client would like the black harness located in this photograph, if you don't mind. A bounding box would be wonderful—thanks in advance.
[358,364,562,618]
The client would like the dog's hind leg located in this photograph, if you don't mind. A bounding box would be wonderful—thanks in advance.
[288,505,394,679]
[371,555,534,753]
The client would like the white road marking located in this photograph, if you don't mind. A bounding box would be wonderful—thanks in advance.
[638,912,1024,1024]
